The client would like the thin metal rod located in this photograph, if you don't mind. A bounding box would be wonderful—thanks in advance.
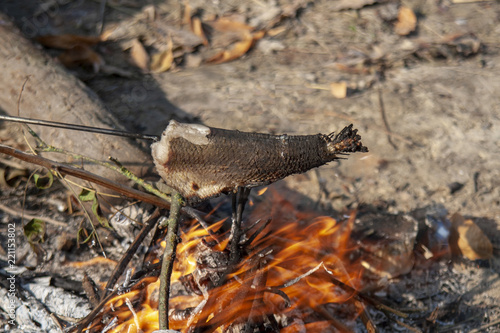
[0,115,159,141]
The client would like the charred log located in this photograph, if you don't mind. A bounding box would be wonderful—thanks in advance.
[151,121,368,202]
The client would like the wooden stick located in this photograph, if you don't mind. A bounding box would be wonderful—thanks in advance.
[0,202,66,226]
[158,192,183,330]
[0,144,171,209]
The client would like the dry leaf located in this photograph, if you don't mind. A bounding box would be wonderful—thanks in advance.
[183,2,192,25]
[210,17,254,33]
[150,37,173,73]
[130,39,149,71]
[207,31,265,64]
[191,16,209,46]
[267,26,287,37]
[394,6,417,36]
[330,82,347,99]
[58,44,104,72]
[37,34,101,49]
[449,213,493,260]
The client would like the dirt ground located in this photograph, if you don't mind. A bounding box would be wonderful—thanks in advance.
[0,0,499,332]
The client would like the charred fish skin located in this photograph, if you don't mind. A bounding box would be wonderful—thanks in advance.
[151,121,368,202]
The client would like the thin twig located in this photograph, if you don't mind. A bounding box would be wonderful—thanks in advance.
[158,192,183,330]
[1,144,210,223]
[0,144,172,209]
[97,0,107,35]
[37,145,171,202]
[102,208,161,299]
[469,316,500,333]
[17,76,30,117]
[0,202,66,226]
[321,267,408,318]
[59,175,106,256]
[0,156,27,169]
[108,156,172,201]
[264,288,291,307]
[229,187,250,266]
[315,304,356,332]
[20,119,166,202]
[392,318,422,333]
[377,85,398,150]
[182,206,220,244]
[74,290,119,333]
[125,297,140,331]
[270,262,323,289]
[82,272,100,308]
[244,218,272,247]
[100,316,118,333]
[354,298,378,333]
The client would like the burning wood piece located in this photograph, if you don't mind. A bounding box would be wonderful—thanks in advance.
[151,120,368,203]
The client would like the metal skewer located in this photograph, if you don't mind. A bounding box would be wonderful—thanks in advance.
[0,115,159,141]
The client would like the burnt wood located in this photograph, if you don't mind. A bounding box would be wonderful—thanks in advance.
[152,121,368,202]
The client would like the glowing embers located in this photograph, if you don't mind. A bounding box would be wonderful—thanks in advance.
[91,190,367,332]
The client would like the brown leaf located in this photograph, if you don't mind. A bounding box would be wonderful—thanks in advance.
[129,39,149,71]
[330,82,347,99]
[267,26,287,37]
[100,28,115,42]
[182,2,192,26]
[210,17,254,33]
[207,30,265,64]
[394,6,417,36]
[58,44,104,72]
[37,34,101,49]
[191,16,209,46]
[449,213,493,260]
[0,167,27,188]
[150,37,174,73]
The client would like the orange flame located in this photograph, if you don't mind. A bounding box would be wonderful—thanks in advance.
[87,187,366,332]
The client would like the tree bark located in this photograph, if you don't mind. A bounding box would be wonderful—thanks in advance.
[0,12,152,186]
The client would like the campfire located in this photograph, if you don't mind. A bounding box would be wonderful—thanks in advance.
[81,188,374,333]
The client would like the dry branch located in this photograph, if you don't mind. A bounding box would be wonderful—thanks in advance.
[158,192,183,330]
[0,13,151,183]
[0,144,171,209]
